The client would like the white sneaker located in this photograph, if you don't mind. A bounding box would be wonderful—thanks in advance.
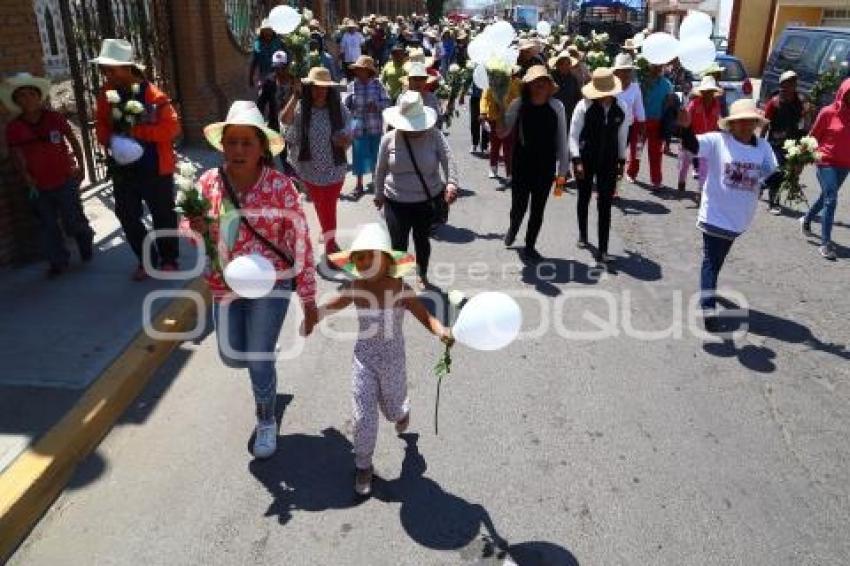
[488,167,497,179]
[253,421,277,459]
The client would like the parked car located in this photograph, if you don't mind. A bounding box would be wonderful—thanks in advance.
[690,54,754,106]
[761,26,850,106]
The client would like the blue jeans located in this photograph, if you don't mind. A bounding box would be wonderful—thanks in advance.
[804,166,850,244]
[700,232,735,310]
[212,281,291,407]
[34,181,94,267]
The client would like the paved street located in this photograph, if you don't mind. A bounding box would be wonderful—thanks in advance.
[9,106,850,566]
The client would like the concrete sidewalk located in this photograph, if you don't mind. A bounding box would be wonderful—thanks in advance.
[0,146,219,474]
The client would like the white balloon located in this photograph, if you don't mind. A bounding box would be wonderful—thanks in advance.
[487,20,516,48]
[472,63,489,90]
[468,36,492,65]
[679,11,714,40]
[498,46,519,66]
[452,292,522,351]
[536,21,552,38]
[268,5,301,35]
[678,36,716,73]
[641,32,680,66]
[110,135,144,165]
[224,254,277,299]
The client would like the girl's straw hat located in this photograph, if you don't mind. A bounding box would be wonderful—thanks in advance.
[693,75,723,95]
[718,99,769,130]
[349,55,379,76]
[203,100,284,156]
[329,223,416,278]
[89,39,145,70]
[0,72,51,114]
[581,67,622,99]
[382,91,437,132]
[302,66,340,87]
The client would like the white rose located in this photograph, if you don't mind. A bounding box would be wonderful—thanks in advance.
[175,176,194,193]
[178,162,198,179]
[787,146,800,157]
[105,90,120,104]
[783,139,797,151]
[303,8,313,21]
[124,100,145,114]
[449,63,460,73]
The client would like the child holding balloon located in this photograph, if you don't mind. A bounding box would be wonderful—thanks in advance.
[300,223,453,496]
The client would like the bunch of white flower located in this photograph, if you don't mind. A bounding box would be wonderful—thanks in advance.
[799,136,819,152]
[124,100,145,114]
[105,90,121,104]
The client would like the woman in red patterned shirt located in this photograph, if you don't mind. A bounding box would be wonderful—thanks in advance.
[186,101,318,459]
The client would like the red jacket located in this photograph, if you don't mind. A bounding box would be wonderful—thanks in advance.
[95,82,181,175]
[686,97,721,135]
[810,78,850,169]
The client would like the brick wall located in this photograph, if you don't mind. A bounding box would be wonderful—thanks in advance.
[172,0,254,143]
[0,1,44,266]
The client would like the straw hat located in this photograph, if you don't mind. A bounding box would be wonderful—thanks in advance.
[779,70,798,84]
[549,51,579,69]
[523,65,556,88]
[382,90,437,132]
[350,55,378,76]
[517,39,541,54]
[405,48,435,69]
[701,62,725,76]
[622,38,638,51]
[302,66,339,87]
[718,99,769,130]
[581,68,622,99]
[693,75,723,95]
[204,101,284,156]
[328,223,416,278]
[612,53,637,71]
[89,38,145,70]
[0,72,51,114]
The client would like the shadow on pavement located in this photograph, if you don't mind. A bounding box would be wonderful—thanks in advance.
[248,426,366,525]
[607,249,663,282]
[520,257,602,297]
[702,297,850,371]
[615,196,671,216]
[373,433,580,565]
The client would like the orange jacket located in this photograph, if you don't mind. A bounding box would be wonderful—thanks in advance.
[95,82,181,175]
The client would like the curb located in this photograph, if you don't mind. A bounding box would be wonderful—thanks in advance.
[0,278,210,563]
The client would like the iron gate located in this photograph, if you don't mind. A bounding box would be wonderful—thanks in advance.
[58,0,179,187]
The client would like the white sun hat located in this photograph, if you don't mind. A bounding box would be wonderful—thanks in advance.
[89,38,145,70]
[693,75,723,95]
[328,222,416,278]
[612,53,637,71]
[203,100,284,156]
[0,72,51,114]
[718,99,769,131]
[382,91,437,132]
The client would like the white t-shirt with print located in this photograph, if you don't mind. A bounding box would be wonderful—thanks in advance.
[697,132,778,235]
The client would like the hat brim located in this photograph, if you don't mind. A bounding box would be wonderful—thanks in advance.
[718,114,769,130]
[302,78,341,88]
[613,64,638,71]
[90,56,146,71]
[203,122,285,156]
[382,105,438,132]
[0,76,51,114]
[349,63,378,76]
[550,55,579,68]
[582,81,623,100]
[328,249,417,278]
[694,86,724,95]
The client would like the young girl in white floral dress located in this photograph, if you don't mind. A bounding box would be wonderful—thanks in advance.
[301,223,453,496]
